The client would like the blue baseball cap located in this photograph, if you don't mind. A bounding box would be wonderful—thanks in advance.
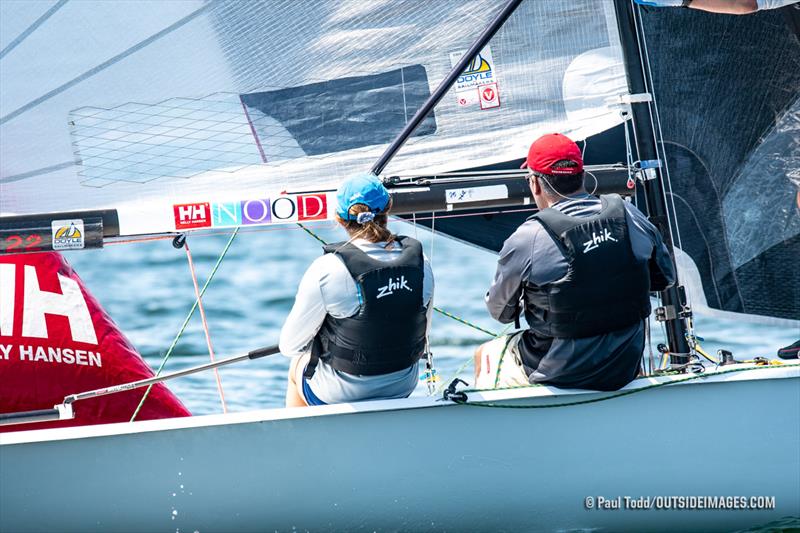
[335,174,391,220]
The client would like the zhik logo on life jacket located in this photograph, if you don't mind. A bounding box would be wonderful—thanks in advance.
[376,276,412,299]
[582,228,618,253]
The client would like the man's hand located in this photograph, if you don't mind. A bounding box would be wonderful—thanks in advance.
[633,0,685,6]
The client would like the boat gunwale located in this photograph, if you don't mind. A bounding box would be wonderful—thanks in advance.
[1,362,797,446]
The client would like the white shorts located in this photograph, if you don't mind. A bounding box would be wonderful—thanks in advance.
[474,331,530,390]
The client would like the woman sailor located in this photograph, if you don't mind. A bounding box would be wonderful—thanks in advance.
[279,174,434,406]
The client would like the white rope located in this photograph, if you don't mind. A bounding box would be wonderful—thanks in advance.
[183,238,228,413]
[585,169,599,195]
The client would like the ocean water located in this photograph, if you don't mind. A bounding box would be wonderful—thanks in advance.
[65,219,798,415]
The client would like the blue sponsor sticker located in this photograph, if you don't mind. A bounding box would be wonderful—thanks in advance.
[211,202,241,227]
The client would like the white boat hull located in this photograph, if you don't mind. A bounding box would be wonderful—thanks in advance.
[1,364,798,532]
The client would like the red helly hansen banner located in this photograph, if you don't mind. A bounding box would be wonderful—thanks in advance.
[0,252,190,432]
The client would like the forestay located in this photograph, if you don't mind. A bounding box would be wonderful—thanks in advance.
[1,0,627,236]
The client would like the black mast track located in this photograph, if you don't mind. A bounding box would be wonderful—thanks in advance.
[370,0,524,176]
[613,0,690,360]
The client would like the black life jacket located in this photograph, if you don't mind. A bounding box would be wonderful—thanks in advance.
[305,236,428,378]
[523,194,651,338]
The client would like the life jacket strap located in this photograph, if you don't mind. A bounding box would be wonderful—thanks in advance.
[303,336,324,380]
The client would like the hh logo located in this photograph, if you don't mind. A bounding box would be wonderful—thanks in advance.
[0,264,97,344]
[582,228,618,253]
[174,203,211,230]
[377,276,412,299]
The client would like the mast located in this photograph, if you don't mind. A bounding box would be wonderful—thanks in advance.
[612,0,690,361]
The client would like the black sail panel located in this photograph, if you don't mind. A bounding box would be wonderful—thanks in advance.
[643,5,800,321]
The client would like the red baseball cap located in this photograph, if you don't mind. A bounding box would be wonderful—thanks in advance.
[521,133,583,175]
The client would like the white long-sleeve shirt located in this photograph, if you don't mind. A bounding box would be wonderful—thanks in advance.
[757,0,799,9]
[279,237,434,403]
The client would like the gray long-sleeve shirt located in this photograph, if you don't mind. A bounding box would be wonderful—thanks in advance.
[485,193,676,390]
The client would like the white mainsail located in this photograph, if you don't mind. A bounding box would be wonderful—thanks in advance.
[1,0,627,236]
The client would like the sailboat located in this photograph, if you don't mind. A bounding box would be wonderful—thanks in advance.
[1,0,798,531]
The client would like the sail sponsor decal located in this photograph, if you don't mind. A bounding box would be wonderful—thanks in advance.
[212,202,242,226]
[174,203,211,230]
[173,193,332,230]
[445,184,508,204]
[241,199,272,225]
[1,260,101,368]
[51,219,85,250]
[0,253,190,430]
[449,46,500,108]
[479,83,500,110]
[450,47,496,91]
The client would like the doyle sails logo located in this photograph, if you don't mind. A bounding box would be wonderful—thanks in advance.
[463,53,491,75]
[51,219,84,250]
[582,228,618,253]
[377,276,412,299]
[450,46,496,92]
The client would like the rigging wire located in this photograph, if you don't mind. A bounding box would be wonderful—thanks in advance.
[424,212,438,393]
[630,4,676,247]
[183,238,228,413]
[634,5,700,348]
[129,228,239,421]
[636,6,685,253]
[635,4,697,335]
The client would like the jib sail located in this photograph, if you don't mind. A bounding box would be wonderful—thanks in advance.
[0,252,191,431]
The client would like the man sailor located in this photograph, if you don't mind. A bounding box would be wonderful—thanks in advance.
[475,133,675,391]
[634,0,799,14]
[280,174,434,406]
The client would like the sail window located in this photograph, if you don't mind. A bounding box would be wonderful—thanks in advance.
[239,65,436,160]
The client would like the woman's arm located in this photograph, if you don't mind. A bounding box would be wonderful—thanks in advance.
[278,259,328,357]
